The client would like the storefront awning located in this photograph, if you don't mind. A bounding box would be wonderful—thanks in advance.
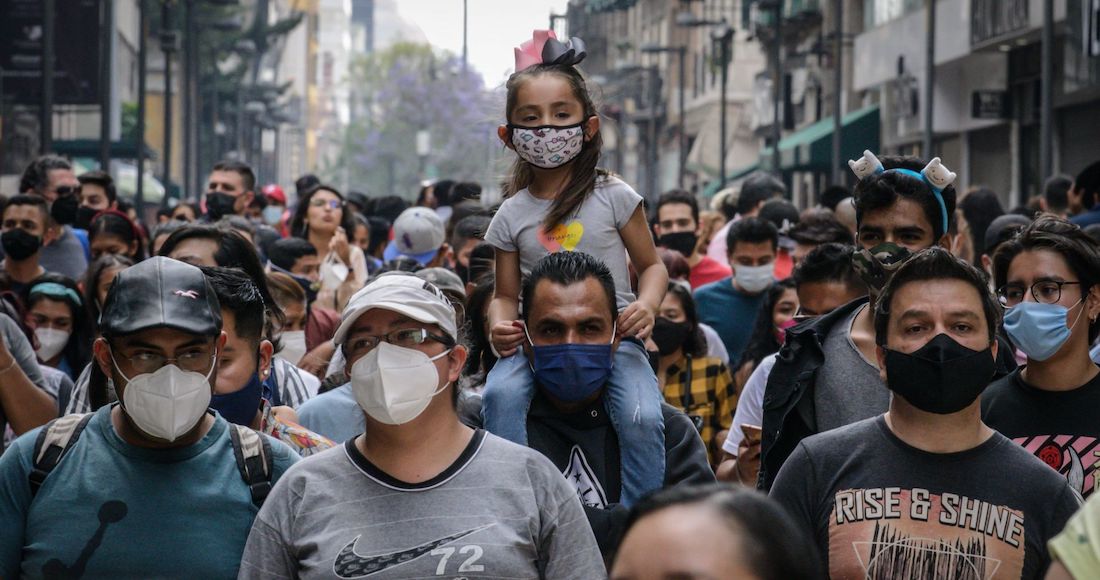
[765,105,881,172]
[700,162,760,197]
[52,139,157,160]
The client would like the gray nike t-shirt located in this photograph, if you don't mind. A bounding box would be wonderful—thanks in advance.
[238,430,606,579]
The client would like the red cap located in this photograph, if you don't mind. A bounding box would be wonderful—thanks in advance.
[262,184,286,205]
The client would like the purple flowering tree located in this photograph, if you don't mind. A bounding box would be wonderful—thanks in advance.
[338,43,505,198]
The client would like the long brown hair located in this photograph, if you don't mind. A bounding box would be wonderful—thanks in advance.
[503,64,607,230]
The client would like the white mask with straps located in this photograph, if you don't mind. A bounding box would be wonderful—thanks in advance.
[350,342,451,425]
[114,353,216,442]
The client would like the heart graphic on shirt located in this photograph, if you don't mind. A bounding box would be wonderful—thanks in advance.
[537,220,585,252]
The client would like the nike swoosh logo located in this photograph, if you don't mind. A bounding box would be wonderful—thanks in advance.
[333,524,493,578]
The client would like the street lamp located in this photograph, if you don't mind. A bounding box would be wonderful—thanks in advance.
[641,43,688,189]
[677,13,733,189]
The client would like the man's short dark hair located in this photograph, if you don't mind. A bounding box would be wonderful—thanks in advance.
[268,237,319,271]
[789,210,854,245]
[3,194,50,226]
[451,214,491,248]
[295,173,321,195]
[19,155,72,194]
[77,170,117,204]
[1074,160,1100,210]
[369,195,410,225]
[874,247,1000,346]
[157,224,283,330]
[758,199,800,233]
[200,266,269,346]
[737,172,786,216]
[726,217,779,255]
[1043,174,1073,214]
[212,160,256,193]
[521,251,617,326]
[854,155,958,241]
[451,182,482,204]
[993,216,1100,343]
[792,243,864,292]
[655,190,699,225]
[819,185,850,211]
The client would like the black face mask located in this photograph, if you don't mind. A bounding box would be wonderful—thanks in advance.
[74,206,100,230]
[205,192,237,221]
[1,229,42,261]
[658,231,698,258]
[50,195,79,226]
[651,317,693,356]
[882,333,995,415]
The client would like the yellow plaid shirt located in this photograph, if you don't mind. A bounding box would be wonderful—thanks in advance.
[661,355,738,463]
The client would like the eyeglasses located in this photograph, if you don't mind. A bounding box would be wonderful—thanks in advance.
[346,328,453,356]
[309,198,343,209]
[113,348,216,375]
[54,186,79,197]
[996,280,1081,307]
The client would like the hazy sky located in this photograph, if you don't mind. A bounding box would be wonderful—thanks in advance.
[393,0,571,86]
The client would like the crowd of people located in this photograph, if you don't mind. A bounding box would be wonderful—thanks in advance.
[1,28,1100,579]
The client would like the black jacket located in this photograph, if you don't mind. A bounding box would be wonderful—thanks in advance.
[759,298,869,492]
[468,391,715,559]
[759,296,1018,492]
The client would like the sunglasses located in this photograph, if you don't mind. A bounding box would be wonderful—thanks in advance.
[309,199,343,209]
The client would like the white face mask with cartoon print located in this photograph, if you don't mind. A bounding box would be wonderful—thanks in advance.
[508,122,585,169]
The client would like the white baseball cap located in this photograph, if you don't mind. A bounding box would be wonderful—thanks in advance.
[333,274,458,346]
[382,207,446,265]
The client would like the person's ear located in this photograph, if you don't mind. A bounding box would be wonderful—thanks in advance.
[936,232,952,248]
[583,115,600,141]
[93,338,114,379]
[989,334,999,361]
[258,339,275,380]
[216,331,228,353]
[128,240,140,258]
[498,125,513,150]
[653,223,663,237]
[446,345,467,384]
[42,222,59,245]
[1086,285,1100,324]
[875,345,887,383]
[981,254,993,277]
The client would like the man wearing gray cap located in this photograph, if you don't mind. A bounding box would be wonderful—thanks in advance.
[240,274,605,579]
[0,257,299,579]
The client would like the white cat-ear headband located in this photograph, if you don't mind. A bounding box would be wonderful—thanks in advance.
[847,150,956,235]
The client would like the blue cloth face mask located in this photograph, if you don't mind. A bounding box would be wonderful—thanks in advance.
[1003,300,1084,362]
[526,325,615,403]
[211,372,265,426]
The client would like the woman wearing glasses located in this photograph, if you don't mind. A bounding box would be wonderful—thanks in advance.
[983,216,1100,499]
[288,184,367,312]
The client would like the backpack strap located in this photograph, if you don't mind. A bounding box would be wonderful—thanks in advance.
[29,413,94,497]
[229,424,274,508]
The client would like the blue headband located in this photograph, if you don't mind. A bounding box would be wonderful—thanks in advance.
[29,282,83,307]
[883,168,950,236]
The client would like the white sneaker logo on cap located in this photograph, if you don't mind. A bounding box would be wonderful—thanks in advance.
[174,290,199,299]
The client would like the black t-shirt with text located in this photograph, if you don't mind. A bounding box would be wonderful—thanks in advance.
[983,366,1100,499]
[770,415,1080,580]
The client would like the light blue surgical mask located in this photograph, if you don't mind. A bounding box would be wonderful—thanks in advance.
[1003,299,1084,362]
